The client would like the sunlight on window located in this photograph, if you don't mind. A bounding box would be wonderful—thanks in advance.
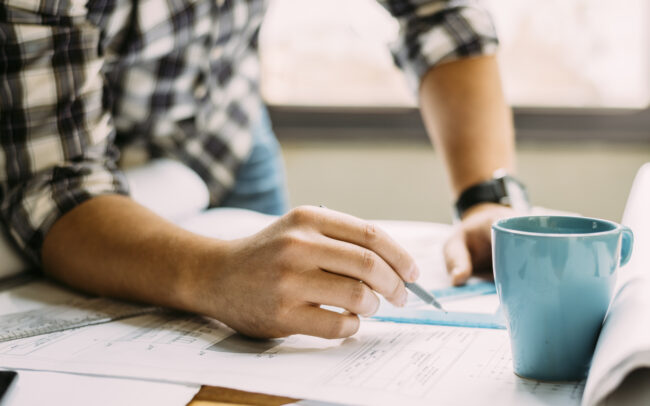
[489,0,650,108]
[260,0,410,107]
[260,0,650,109]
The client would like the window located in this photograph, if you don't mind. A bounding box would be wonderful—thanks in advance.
[260,0,650,109]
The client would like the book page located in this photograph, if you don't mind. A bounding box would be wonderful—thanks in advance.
[582,274,650,406]
[582,163,650,406]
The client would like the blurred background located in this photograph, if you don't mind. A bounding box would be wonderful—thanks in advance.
[259,0,650,223]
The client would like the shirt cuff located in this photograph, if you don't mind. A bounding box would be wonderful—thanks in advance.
[391,3,499,93]
[1,161,130,265]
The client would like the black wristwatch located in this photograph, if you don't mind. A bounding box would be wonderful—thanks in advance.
[454,169,531,221]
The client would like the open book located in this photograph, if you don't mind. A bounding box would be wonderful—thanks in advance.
[581,163,650,406]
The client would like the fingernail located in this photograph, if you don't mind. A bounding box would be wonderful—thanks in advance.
[398,289,408,307]
[409,266,420,282]
[451,268,466,285]
[363,299,381,317]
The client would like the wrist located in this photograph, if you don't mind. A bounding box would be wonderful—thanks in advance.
[454,169,530,221]
[460,202,512,221]
[173,235,231,316]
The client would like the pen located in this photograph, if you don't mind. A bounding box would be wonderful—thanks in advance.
[405,282,446,312]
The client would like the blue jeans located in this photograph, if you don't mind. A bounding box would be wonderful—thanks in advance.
[219,107,289,215]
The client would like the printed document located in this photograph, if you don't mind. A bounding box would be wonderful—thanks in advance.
[0,312,583,406]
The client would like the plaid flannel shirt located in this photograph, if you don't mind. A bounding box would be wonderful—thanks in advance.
[0,0,497,264]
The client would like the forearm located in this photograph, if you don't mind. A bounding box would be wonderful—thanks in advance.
[41,194,220,312]
[42,199,418,339]
[418,55,515,198]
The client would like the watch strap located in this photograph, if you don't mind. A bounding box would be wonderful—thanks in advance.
[454,174,529,220]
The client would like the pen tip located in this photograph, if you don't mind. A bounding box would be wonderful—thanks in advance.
[432,300,446,313]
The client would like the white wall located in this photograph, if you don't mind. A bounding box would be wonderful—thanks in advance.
[280,140,650,224]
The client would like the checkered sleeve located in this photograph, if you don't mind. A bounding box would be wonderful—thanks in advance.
[0,0,129,264]
[378,0,498,91]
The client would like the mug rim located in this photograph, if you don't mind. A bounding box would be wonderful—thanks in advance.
[492,215,623,238]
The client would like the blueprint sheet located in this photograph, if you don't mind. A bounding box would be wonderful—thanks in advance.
[0,312,584,406]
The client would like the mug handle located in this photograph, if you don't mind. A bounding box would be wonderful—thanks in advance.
[620,226,634,267]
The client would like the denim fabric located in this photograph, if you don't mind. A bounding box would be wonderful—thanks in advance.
[219,108,290,215]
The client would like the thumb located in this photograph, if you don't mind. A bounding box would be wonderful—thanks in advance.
[443,231,473,286]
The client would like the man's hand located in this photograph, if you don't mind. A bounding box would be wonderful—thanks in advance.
[192,206,418,339]
[443,203,515,286]
[44,197,419,341]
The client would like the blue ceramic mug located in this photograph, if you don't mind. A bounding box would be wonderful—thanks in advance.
[492,216,634,381]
